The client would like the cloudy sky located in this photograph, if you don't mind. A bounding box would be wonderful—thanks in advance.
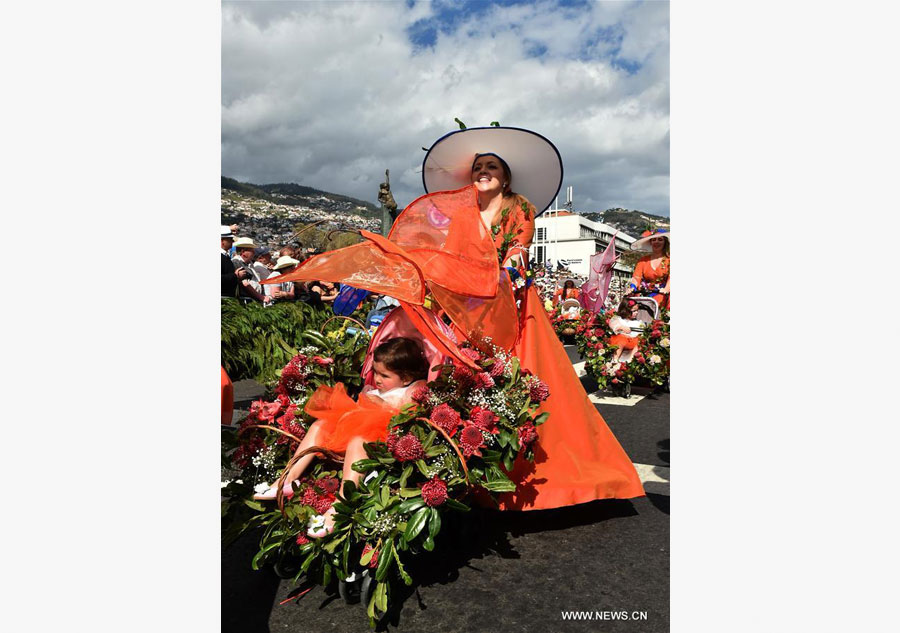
[222,0,669,216]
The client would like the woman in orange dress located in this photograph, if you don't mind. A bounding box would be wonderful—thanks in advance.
[553,279,581,306]
[422,127,644,510]
[629,229,670,309]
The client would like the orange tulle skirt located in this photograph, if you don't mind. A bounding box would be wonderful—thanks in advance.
[493,286,645,511]
[609,334,640,350]
[304,383,396,452]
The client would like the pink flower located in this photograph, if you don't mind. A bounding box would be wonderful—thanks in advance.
[528,379,550,403]
[474,372,495,389]
[430,403,461,437]
[250,399,283,422]
[411,384,431,405]
[487,358,506,377]
[469,406,499,433]
[518,421,538,446]
[301,487,318,507]
[296,533,310,546]
[391,434,424,462]
[312,356,334,366]
[460,347,483,362]
[421,476,448,507]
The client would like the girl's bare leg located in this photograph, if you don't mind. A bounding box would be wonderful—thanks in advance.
[282,420,328,483]
[321,436,367,533]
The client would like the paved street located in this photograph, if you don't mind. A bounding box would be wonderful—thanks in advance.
[223,345,669,632]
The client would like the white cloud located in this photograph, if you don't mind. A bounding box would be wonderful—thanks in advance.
[222,0,669,215]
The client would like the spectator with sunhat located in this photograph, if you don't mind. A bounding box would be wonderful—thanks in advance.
[262,255,300,302]
[229,236,271,304]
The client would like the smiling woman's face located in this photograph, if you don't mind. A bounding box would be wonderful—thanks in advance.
[471,154,508,195]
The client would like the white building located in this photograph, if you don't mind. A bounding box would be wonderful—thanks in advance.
[530,211,636,279]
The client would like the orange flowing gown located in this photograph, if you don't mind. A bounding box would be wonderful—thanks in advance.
[489,197,645,510]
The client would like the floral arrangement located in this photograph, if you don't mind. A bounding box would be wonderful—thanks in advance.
[223,344,550,626]
[573,308,670,392]
[548,303,583,338]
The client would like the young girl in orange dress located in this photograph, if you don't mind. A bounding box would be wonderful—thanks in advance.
[254,337,428,534]
[608,299,645,365]
[629,229,670,309]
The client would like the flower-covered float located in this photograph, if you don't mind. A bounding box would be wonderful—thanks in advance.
[572,305,670,396]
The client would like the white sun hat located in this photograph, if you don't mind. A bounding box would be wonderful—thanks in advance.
[422,126,564,216]
[629,229,670,253]
[233,237,257,250]
[273,256,300,270]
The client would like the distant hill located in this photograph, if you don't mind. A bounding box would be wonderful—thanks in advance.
[580,208,670,238]
[221,177,381,218]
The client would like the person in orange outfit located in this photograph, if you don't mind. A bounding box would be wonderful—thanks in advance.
[422,127,645,510]
[553,279,581,306]
[629,229,670,309]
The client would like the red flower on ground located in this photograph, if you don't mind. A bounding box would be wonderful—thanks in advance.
[430,403,461,437]
[459,424,485,458]
[518,421,538,446]
[469,406,499,433]
[361,543,379,568]
[421,476,448,507]
[474,372,495,389]
[411,384,431,404]
[391,434,424,462]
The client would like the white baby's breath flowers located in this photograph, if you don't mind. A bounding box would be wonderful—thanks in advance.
[254,482,271,494]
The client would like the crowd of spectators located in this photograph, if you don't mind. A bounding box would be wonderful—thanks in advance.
[220,225,336,309]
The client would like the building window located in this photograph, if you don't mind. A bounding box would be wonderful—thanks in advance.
[536,227,546,241]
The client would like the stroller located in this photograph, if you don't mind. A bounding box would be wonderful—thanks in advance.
[630,296,660,324]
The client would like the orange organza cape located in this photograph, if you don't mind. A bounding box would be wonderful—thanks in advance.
[304,383,398,452]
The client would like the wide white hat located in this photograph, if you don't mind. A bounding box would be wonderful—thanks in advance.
[233,237,257,250]
[221,225,234,238]
[630,228,670,252]
[422,126,563,216]
[273,256,300,270]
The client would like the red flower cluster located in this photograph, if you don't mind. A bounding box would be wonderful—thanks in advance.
[469,406,498,433]
[275,404,306,446]
[298,480,337,514]
[421,476,448,507]
[318,476,340,494]
[361,543,379,569]
[460,347,483,362]
[296,533,310,546]
[231,435,265,469]
[391,434,424,462]
[459,424,485,458]
[518,421,538,446]
[250,399,283,422]
[279,354,309,396]
[430,403,461,437]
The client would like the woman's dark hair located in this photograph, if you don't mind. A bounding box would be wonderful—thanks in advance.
[564,280,575,289]
[373,337,429,384]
